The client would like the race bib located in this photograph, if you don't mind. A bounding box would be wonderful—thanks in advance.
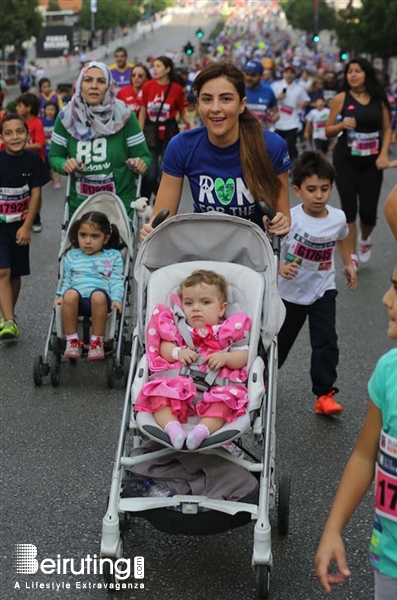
[75,173,116,197]
[351,131,380,156]
[0,185,30,223]
[375,430,397,523]
[279,105,293,116]
[286,233,335,271]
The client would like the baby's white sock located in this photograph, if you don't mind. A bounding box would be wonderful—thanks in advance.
[164,421,186,450]
[186,424,210,450]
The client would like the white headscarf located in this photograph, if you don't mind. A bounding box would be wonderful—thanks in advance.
[59,61,131,140]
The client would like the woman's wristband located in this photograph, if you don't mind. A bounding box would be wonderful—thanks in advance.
[172,346,182,360]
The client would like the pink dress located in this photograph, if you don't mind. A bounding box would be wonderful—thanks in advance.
[135,304,251,423]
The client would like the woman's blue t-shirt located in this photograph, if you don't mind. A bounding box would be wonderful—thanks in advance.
[162,126,291,227]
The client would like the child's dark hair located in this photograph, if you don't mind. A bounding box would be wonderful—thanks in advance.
[0,113,28,134]
[68,211,125,251]
[38,77,51,91]
[43,101,59,117]
[180,270,228,304]
[291,151,335,187]
[16,92,40,116]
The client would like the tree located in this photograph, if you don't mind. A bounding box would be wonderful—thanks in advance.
[48,0,61,10]
[0,0,43,52]
[280,0,336,35]
[335,0,397,59]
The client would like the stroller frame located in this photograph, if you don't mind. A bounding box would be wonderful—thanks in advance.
[100,213,290,598]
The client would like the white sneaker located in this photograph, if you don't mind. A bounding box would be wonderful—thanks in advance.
[351,254,359,272]
[32,222,42,233]
[358,235,373,263]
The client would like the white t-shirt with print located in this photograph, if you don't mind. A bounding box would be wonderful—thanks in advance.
[278,204,348,305]
[271,80,310,130]
[305,107,331,140]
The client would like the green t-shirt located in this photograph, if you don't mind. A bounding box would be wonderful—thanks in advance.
[49,111,151,216]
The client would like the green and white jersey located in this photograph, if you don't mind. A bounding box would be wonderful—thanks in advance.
[49,112,151,216]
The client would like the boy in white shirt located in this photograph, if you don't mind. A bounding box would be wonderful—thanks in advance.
[278,151,357,415]
[304,96,331,156]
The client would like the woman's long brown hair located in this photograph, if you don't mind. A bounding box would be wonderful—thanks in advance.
[193,62,281,211]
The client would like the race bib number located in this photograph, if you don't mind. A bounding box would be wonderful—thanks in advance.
[280,105,293,116]
[351,131,380,156]
[375,430,397,522]
[75,174,116,197]
[286,233,335,271]
[0,185,30,223]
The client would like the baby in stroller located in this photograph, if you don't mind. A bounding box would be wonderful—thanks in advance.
[52,211,124,360]
[134,269,251,450]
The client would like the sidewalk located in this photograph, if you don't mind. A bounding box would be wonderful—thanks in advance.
[6,15,171,102]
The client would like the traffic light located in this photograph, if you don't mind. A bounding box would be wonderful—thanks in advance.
[340,50,348,61]
[196,28,203,39]
[313,34,320,43]
[183,42,194,56]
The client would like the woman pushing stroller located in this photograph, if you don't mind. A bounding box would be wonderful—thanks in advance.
[135,269,251,450]
[49,61,151,217]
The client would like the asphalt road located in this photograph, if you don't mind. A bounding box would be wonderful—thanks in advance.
[2,13,397,600]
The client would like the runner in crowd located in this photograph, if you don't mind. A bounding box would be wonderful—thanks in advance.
[37,77,63,118]
[108,46,134,89]
[315,261,397,599]
[117,63,151,116]
[141,62,291,240]
[16,93,46,233]
[0,114,50,340]
[271,65,310,161]
[304,95,330,156]
[40,101,61,190]
[278,151,356,416]
[138,56,193,203]
[243,59,278,129]
[326,57,392,271]
[49,61,150,217]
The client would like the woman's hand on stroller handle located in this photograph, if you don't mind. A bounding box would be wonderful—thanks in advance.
[125,158,148,175]
[140,209,170,241]
[63,158,85,174]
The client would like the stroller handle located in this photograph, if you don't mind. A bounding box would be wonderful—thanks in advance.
[257,201,280,257]
[152,209,170,229]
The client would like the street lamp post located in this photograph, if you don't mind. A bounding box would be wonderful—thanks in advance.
[91,0,97,49]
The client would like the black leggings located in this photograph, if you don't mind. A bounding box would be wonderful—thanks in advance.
[275,128,299,162]
[333,147,383,226]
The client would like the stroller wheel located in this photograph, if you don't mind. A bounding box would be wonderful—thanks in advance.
[50,352,61,387]
[255,564,270,599]
[106,355,116,389]
[102,535,124,585]
[277,472,291,536]
[33,356,44,387]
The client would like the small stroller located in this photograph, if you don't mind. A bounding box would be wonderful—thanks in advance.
[101,212,290,598]
[32,190,135,388]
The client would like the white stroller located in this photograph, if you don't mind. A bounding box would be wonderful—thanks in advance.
[101,212,290,598]
[32,191,135,388]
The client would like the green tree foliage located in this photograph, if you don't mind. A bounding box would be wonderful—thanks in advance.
[78,0,172,30]
[0,0,43,51]
[48,0,61,10]
[335,0,397,59]
[280,0,336,35]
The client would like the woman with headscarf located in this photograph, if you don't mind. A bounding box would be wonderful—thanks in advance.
[49,61,151,216]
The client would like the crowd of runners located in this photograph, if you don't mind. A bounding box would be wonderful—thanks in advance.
[0,3,396,598]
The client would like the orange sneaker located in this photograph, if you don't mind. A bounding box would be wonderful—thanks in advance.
[315,391,343,415]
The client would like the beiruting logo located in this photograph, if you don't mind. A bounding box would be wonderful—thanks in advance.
[13,545,145,592]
